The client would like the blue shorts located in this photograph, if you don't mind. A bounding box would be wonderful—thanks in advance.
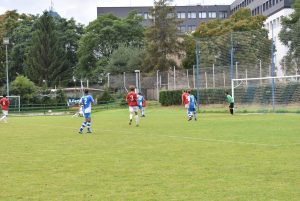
[84,113,91,119]
[188,108,196,112]
[138,105,143,109]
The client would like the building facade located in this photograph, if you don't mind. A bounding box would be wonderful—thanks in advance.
[97,5,231,32]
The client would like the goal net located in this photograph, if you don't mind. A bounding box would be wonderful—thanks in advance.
[0,95,21,113]
[231,75,300,113]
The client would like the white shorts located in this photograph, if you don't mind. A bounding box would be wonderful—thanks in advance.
[129,106,138,113]
[2,110,8,116]
[184,104,189,109]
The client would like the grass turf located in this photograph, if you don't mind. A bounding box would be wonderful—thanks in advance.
[0,107,299,200]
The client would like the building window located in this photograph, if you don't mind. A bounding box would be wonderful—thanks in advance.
[178,25,186,32]
[208,12,217,18]
[187,25,196,32]
[144,12,149,19]
[188,12,197,19]
[177,12,186,19]
[199,12,207,19]
[219,11,228,19]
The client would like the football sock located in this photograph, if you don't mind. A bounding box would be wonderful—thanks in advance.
[194,112,197,119]
[135,115,139,125]
[87,122,91,132]
[80,122,86,132]
[130,113,133,120]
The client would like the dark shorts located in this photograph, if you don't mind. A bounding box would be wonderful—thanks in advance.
[229,103,234,109]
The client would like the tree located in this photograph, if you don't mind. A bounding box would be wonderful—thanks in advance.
[182,8,271,74]
[25,11,70,87]
[9,14,37,80]
[55,18,84,85]
[76,12,145,79]
[143,0,181,72]
[0,11,30,86]
[106,44,144,74]
[279,0,300,74]
[10,75,37,104]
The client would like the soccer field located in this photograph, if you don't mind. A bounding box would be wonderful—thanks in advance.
[0,107,299,201]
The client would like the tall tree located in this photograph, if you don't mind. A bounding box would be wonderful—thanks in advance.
[76,12,144,79]
[143,0,181,72]
[25,11,70,87]
[182,8,271,74]
[9,14,37,80]
[279,0,300,74]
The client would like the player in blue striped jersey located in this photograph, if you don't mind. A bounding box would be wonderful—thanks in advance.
[78,89,94,134]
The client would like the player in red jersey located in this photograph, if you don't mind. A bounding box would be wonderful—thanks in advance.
[126,87,139,126]
[181,90,189,117]
[0,94,10,123]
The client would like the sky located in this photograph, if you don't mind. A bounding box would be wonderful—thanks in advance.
[0,0,235,25]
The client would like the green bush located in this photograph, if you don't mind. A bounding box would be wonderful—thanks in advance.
[159,88,230,106]
[98,89,114,104]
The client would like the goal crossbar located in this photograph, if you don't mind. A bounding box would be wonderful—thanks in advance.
[232,75,300,82]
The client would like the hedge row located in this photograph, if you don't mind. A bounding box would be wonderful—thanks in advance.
[159,88,230,106]
[159,83,300,106]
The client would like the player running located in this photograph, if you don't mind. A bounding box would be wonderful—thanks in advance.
[126,87,139,126]
[226,92,234,115]
[137,92,146,117]
[187,90,197,121]
[181,90,189,117]
[78,89,94,134]
[0,94,10,123]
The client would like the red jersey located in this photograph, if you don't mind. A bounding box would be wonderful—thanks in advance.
[126,91,138,107]
[0,97,10,111]
[182,92,189,105]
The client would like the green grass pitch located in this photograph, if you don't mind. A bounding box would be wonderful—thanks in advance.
[0,107,299,200]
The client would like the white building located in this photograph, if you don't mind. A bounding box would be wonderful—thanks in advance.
[264,8,294,76]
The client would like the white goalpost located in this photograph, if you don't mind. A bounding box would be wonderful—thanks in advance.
[231,75,300,112]
[0,95,21,112]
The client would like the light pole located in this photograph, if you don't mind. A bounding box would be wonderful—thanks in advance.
[235,61,239,79]
[258,59,262,85]
[3,37,9,96]
[107,73,110,88]
[156,70,159,100]
[134,70,140,93]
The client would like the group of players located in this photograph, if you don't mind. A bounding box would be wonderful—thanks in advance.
[0,87,233,133]
[181,90,198,121]
[77,87,146,133]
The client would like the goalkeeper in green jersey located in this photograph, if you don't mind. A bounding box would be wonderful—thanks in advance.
[226,92,234,115]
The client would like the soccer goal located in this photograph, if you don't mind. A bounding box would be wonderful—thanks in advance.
[0,95,21,112]
[231,75,300,113]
